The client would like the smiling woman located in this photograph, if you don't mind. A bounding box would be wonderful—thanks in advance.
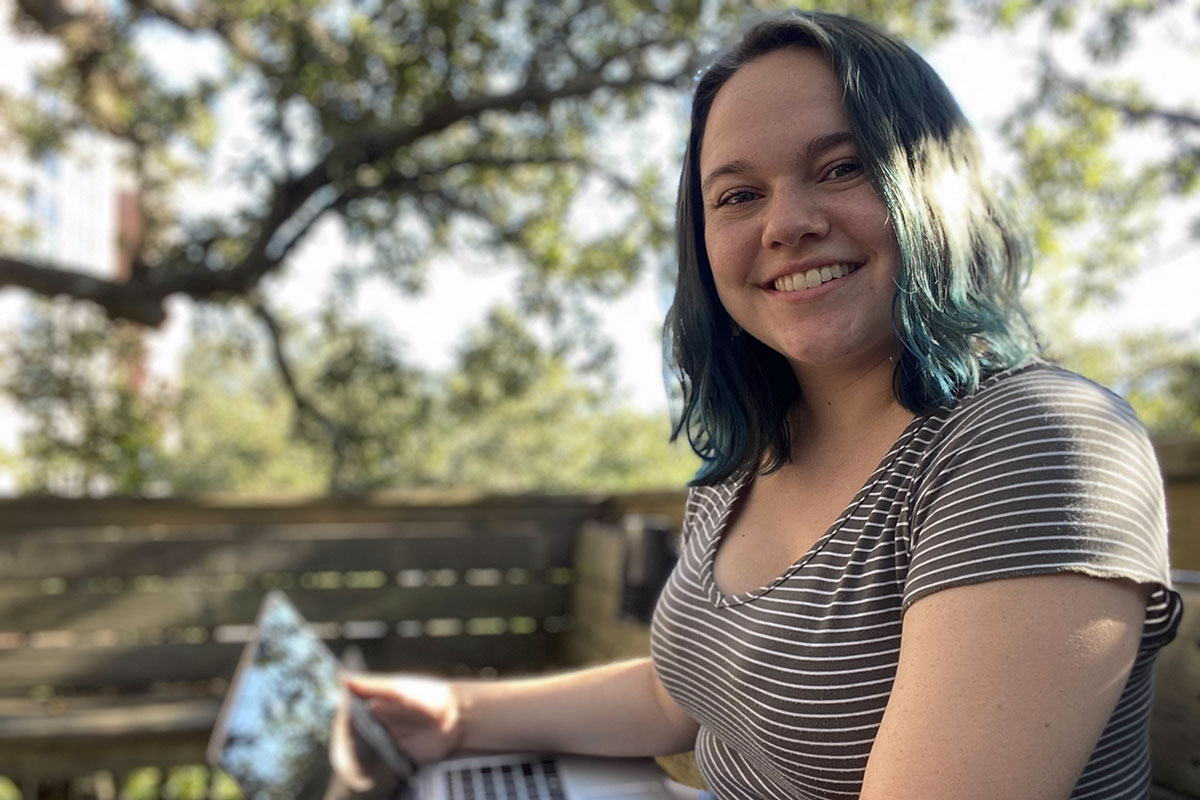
[328,13,1182,800]
[654,12,1181,800]
[668,17,1039,486]
[699,48,902,398]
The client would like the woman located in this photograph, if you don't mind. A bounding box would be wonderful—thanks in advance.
[334,12,1182,799]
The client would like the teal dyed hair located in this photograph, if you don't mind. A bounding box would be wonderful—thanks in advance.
[667,12,1041,485]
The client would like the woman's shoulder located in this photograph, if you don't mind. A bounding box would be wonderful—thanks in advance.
[903,358,1176,623]
[909,358,1164,506]
[960,358,1133,411]
[933,358,1148,447]
[681,474,748,542]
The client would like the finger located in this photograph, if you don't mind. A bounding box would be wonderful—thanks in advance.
[343,672,419,701]
[328,687,375,793]
[343,674,446,720]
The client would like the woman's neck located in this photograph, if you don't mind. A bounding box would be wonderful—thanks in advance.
[788,350,910,453]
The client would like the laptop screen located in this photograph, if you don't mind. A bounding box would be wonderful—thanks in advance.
[207,591,412,800]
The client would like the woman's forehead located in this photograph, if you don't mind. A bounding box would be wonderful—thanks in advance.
[699,48,850,172]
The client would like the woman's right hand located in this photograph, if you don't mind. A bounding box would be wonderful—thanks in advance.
[326,673,465,799]
[326,655,699,800]
[347,673,465,764]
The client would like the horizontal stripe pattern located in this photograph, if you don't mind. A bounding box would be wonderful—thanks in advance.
[651,362,1182,800]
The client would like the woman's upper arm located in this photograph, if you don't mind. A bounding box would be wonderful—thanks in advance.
[859,572,1151,800]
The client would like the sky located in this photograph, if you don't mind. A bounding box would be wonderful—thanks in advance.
[2,3,1198,438]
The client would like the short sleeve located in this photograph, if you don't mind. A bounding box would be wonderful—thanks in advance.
[679,478,745,546]
[902,364,1173,612]
[679,486,705,545]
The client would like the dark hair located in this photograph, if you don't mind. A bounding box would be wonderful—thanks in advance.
[667,11,1040,485]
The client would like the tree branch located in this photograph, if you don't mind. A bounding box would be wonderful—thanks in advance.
[1043,56,1200,129]
[1,11,697,327]
[0,256,167,326]
[423,187,528,251]
[333,154,577,206]
[125,0,269,70]
[320,39,695,176]
[250,299,352,491]
[151,64,682,296]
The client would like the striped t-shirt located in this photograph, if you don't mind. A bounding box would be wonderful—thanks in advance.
[650,361,1182,800]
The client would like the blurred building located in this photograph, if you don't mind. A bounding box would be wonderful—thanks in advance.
[0,0,129,275]
[0,0,142,494]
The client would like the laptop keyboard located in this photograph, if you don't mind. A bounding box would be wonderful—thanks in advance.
[444,757,565,800]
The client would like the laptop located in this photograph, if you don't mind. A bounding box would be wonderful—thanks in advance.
[207,591,696,800]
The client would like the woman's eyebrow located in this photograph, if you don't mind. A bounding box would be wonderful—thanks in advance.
[700,131,856,196]
[803,130,855,161]
[701,159,753,196]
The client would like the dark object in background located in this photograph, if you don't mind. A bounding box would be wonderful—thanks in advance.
[620,515,677,624]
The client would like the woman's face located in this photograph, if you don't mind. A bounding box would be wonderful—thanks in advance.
[699,47,902,376]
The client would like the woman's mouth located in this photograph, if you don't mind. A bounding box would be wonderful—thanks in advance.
[771,263,861,292]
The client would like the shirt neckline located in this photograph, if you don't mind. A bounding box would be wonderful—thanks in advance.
[700,414,928,608]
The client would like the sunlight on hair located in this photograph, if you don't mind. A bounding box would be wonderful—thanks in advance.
[926,151,974,270]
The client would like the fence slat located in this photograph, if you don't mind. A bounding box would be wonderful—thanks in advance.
[0,629,568,695]
[0,526,571,579]
[0,582,570,632]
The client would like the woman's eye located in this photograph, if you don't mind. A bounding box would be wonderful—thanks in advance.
[715,189,756,208]
[826,161,862,180]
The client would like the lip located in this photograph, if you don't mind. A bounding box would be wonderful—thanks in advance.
[758,260,864,288]
[759,261,864,297]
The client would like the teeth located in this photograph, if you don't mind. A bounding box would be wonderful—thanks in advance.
[772,263,855,292]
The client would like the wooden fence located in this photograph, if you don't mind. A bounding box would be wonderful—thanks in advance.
[1159,439,1200,571]
[0,491,687,798]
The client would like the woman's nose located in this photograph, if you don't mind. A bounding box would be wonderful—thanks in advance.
[761,187,830,249]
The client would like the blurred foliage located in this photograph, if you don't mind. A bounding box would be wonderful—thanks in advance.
[2,300,701,494]
[988,0,1200,433]
[0,768,244,800]
[434,307,699,491]
[161,319,330,494]
[1048,329,1200,438]
[0,0,1197,495]
[1003,55,1195,309]
[0,301,170,495]
[0,767,241,800]
[157,306,699,494]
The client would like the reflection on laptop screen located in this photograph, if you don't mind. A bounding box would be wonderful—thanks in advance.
[210,592,342,800]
